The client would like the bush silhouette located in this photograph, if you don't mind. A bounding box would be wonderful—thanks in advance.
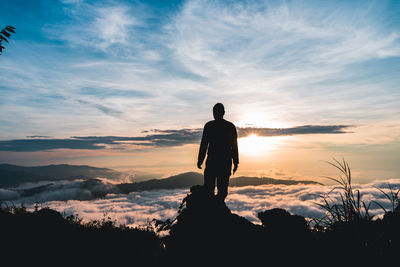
[0,203,163,265]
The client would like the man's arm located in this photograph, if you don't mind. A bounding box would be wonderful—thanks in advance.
[232,125,239,174]
[197,124,209,169]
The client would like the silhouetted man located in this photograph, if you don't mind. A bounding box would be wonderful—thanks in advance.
[197,103,239,201]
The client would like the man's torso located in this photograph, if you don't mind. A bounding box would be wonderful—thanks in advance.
[204,119,236,164]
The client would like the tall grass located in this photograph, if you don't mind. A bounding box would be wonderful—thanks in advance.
[372,184,400,214]
[315,158,372,227]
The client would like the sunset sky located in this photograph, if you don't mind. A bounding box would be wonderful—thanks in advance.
[1,0,399,183]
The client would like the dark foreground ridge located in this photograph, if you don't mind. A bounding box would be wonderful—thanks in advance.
[2,185,399,265]
[0,205,162,265]
[160,185,400,264]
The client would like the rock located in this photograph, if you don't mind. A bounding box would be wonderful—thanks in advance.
[165,185,263,265]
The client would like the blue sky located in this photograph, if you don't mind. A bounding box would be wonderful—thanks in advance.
[0,0,399,181]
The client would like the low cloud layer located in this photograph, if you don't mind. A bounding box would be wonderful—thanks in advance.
[0,178,119,202]
[238,125,352,137]
[1,178,398,228]
[0,125,352,152]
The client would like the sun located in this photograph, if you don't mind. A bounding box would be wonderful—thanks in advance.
[238,134,274,156]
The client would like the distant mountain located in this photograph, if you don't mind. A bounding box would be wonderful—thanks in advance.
[0,163,321,197]
[0,163,124,188]
[117,172,203,193]
[117,172,321,194]
[1,172,320,202]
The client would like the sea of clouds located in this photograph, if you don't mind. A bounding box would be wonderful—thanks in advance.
[1,178,400,228]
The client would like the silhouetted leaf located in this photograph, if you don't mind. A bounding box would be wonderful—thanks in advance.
[0,35,9,42]
[5,26,15,33]
[1,30,11,38]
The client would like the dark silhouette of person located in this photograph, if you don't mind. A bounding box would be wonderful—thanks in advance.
[197,103,239,201]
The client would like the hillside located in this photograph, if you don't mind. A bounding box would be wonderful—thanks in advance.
[0,163,124,188]
[117,172,320,193]
[1,163,320,192]
[1,164,321,202]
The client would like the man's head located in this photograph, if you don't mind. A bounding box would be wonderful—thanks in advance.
[213,103,225,120]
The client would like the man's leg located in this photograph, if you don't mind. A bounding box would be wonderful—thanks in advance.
[216,174,230,201]
[204,168,216,196]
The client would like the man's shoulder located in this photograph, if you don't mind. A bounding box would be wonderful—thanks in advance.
[224,120,236,129]
[205,119,236,129]
[204,120,215,128]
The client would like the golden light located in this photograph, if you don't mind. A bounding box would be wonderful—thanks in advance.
[238,134,275,156]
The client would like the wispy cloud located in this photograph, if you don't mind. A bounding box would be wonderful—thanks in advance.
[0,0,399,178]
[165,0,400,122]
[0,125,352,152]
[48,2,139,52]
[238,125,352,137]
[92,6,138,50]
[2,0,399,139]
[77,99,123,119]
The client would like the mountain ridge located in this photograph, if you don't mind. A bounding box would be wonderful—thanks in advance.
[0,163,125,188]
[117,171,321,193]
[0,164,321,194]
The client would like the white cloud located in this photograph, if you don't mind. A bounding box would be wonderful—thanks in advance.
[4,0,400,139]
[170,1,399,79]
[30,189,187,227]
[164,0,400,123]
[91,6,138,50]
[6,178,399,228]
[51,3,138,52]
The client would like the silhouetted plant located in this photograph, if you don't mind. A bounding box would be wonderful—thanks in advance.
[314,158,373,227]
[11,203,27,215]
[0,25,16,55]
[34,203,40,212]
[84,214,118,229]
[372,183,400,214]
[150,187,194,234]
[152,218,175,233]
[65,213,83,224]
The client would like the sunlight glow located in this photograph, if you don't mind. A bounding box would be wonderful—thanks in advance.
[238,134,275,156]
[236,112,289,128]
